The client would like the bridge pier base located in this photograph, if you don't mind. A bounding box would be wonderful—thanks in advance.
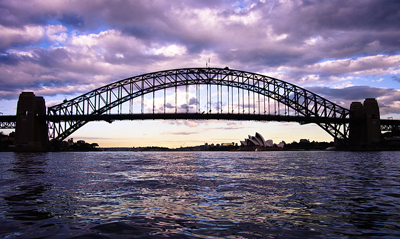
[349,98,381,147]
[15,92,48,150]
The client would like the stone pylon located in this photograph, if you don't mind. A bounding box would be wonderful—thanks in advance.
[15,92,48,150]
[349,98,381,147]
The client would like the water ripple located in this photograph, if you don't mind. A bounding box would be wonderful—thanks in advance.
[1,151,400,238]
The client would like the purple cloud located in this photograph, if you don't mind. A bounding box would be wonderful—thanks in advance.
[308,86,396,101]
[188,97,199,105]
[0,0,399,117]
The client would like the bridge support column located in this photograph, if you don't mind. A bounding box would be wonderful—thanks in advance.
[15,92,48,150]
[349,98,381,147]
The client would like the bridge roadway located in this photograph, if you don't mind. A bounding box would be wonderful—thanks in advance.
[45,113,353,124]
[1,113,351,124]
[1,113,400,126]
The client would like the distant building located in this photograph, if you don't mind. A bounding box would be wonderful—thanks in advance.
[240,132,284,151]
[265,140,273,147]
[240,132,276,147]
[241,132,267,147]
[277,141,285,148]
[221,142,235,146]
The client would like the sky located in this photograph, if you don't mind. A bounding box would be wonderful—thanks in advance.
[1,0,400,148]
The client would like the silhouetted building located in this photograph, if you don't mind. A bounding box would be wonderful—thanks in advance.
[15,92,48,150]
[350,98,381,147]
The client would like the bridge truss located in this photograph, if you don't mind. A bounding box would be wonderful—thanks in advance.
[0,121,16,129]
[47,67,351,143]
[0,116,16,129]
[381,119,400,132]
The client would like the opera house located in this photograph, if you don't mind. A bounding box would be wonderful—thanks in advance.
[240,132,284,150]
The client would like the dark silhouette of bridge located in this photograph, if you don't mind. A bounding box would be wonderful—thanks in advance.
[1,67,399,150]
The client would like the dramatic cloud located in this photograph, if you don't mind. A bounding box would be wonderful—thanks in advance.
[309,86,395,101]
[0,0,399,117]
[309,86,400,115]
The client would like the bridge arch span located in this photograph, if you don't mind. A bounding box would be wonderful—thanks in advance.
[48,67,350,143]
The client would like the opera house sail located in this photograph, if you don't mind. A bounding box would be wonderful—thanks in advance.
[240,132,284,150]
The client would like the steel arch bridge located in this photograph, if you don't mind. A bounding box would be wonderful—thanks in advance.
[47,67,351,143]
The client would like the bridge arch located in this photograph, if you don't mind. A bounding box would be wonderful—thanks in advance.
[47,67,350,143]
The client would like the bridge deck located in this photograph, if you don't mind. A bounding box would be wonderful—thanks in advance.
[2,114,400,130]
[381,119,400,126]
[43,113,351,124]
[2,114,400,124]
[0,115,16,121]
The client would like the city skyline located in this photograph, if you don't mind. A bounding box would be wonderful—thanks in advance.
[1,0,399,147]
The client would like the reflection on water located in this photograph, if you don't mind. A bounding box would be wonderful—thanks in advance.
[0,151,400,238]
[4,153,52,221]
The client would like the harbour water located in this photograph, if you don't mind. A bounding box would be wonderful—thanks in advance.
[0,151,400,238]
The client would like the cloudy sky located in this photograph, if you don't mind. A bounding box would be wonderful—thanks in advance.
[1,0,400,147]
